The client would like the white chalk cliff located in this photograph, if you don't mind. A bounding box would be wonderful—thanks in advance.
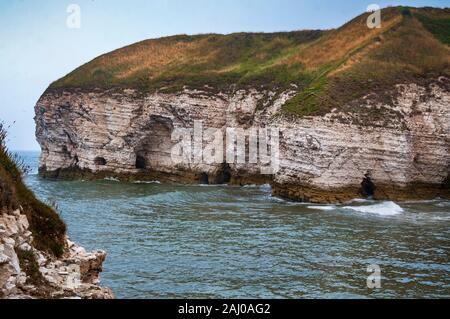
[34,7,450,203]
[35,79,449,203]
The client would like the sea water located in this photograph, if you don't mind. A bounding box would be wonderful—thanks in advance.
[18,151,450,298]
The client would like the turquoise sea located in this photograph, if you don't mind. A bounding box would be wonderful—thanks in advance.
[17,151,450,298]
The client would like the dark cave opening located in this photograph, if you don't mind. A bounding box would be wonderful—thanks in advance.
[199,172,209,185]
[361,173,376,197]
[134,115,174,172]
[135,155,147,170]
[94,157,107,166]
[443,174,450,189]
[71,155,79,168]
[217,163,232,184]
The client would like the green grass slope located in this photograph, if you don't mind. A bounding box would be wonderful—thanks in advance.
[49,7,450,117]
[0,125,66,257]
[51,30,324,92]
[416,7,450,45]
[283,7,450,116]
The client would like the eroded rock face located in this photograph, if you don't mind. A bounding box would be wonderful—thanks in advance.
[35,78,450,203]
[0,209,113,299]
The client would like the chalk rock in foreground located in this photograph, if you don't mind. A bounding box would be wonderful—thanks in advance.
[0,210,113,299]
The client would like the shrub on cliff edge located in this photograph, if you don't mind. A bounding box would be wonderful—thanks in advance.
[0,123,66,257]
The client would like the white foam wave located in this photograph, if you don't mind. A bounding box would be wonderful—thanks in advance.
[241,184,272,190]
[198,184,227,187]
[133,180,161,184]
[259,184,272,191]
[430,216,450,221]
[269,195,288,202]
[343,201,404,216]
[346,198,373,204]
[308,205,336,211]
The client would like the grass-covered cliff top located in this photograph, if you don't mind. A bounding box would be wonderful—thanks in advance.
[0,125,66,257]
[49,6,450,116]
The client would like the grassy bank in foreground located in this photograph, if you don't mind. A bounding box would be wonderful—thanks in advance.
[0,124,66,257]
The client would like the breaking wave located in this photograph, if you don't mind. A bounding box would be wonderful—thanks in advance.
[343,201,404,216]
[308,205,336,211]
[133,180,161,184]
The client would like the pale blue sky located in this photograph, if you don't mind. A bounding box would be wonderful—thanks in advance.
[0,0,447,150]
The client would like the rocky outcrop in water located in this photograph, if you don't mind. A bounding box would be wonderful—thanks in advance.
[0,208,113,299]
[35,78,450,203]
